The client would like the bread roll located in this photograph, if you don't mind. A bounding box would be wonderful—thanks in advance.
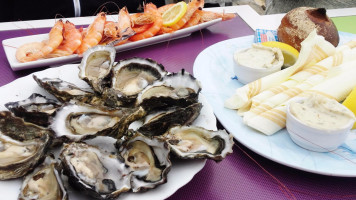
[277,7,339,51]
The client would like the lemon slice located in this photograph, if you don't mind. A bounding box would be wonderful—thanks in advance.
[343,86,356,129]
[162,1,187,27]
[262,41,299,67]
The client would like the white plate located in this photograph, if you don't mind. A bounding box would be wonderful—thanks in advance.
[3,19,221,71]
[0,64,218,199]
[193,32,356,177]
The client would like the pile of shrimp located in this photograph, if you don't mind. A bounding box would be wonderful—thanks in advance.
[16,0,235,63]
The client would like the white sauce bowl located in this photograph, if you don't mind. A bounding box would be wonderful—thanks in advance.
[286,98,355,152]
[233,47,283,84]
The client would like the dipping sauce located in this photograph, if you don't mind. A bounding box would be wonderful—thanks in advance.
[234,44,283,69]
[289,94,356,131]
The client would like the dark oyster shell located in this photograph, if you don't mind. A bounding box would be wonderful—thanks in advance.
[5,93,61,127]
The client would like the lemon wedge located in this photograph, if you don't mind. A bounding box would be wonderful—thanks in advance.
[343,86,356,129]
[162,1,187,27]
[262,41,299,67]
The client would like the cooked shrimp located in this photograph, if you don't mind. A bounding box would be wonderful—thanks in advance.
[131,13,156,26]
[15,20,64,62]
[199,10,236,23]
[129,3,162,42]
[76,12,106,55]
[183,9,202,28]
[133,24,152,34]
[157,26,174,35]
[47,21,82,57]
[108,7,135,46]
[16,42,45,62]
[170,0,204,30]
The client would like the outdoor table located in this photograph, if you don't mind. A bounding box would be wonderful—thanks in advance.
[1,6,356,200]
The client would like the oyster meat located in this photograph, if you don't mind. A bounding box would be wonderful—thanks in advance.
[138,103,202,136]
[5,93,61,127]
[164,126,234,161]
[106,57,167,105]
[78,45,116,93]
[118,132,171,192]
[0,111,51,180]
[51,103,146,141]
[60,142,131,199]
[136,69,201,111]
[18,155,68,200]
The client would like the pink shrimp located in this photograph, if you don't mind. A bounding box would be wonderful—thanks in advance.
[182,9,202,28]
[199,10,236,23]
[46,21,82,57]
[131,13,156,26]
[16,20,64,62]
[129,3,162,42]
[106,7,135,46]
[169,0,204,31]
[76,12,106,55]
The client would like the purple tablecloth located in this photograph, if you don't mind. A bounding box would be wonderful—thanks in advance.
[2,16,356,200]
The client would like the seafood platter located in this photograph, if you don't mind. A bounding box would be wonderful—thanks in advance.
[0,45,234,199]
[2,0,235,71]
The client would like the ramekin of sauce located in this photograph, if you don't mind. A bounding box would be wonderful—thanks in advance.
[233,44,284,84]
[286,94,356,152]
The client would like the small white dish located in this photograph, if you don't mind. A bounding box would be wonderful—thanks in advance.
[232,44,283,84]
[286,97,355,152]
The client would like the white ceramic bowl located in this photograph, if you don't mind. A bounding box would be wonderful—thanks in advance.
[286,98,355,152]
[233,49,282,84]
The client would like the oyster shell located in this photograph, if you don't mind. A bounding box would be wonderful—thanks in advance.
[18,155,68,200]
[106,57,167,105]
[138,103,202,137]
[50,103,146,141]
[164,126,234,161]
[118,132,171,192]
[78,46,116,93]
[0,111,51,180]
[5,93,61,127]
[136,69,201,111]
[33,75,95,103]
[60,142,131,199]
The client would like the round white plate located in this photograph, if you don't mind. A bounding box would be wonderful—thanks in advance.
[0,64,218,199]
[193,32,356,177]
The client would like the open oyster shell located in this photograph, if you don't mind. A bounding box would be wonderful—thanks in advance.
[60,142,131,199]
[163,126,234,162]
[118,132,171,192]
[5,93,62,127]
[0,111,51,180]
[138,103,202,137]
[78,45,116,93]
[106,57,167,105]
[136,69,201,112]
[50,103,146,142]
[18,155,68,200]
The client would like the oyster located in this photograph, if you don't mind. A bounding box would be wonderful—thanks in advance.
[136,69,201,111]
[18,155,68,200]
[138,103,202,137]
[5,93,61,127]
[51,103,146,141]
[78,45,116,93]
[33,75,95,103]
[118,132,171,192]
[0,111,51,180]
[60,142,131,199]
[164,126,234,161]
[106,57,167,105]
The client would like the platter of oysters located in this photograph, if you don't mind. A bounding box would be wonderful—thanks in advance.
[0,45,234,199]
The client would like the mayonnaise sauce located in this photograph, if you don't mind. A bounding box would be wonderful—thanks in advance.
[234,44,283,69]
[289,94,356,131]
